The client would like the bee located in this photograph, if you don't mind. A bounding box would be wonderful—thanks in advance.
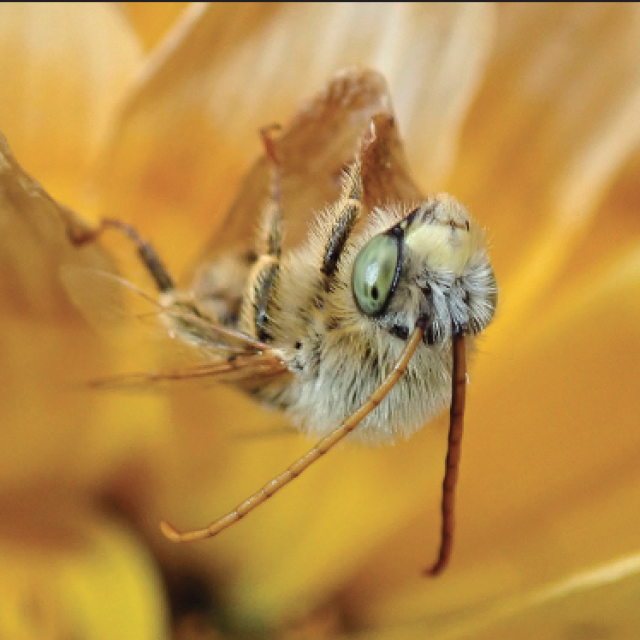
[67,70,497,576]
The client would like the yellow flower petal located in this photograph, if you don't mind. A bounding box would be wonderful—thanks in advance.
[0,499,168,640]
[0,2,142,213]
[449,2,640,330]
[0,134,168,490]
[348,551,640,639]
[120,2,190,51]
[548,148,640,309]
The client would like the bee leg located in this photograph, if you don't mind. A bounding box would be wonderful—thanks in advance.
[243,125,284,342]
[320,163,363,288]
[160,322,426,544]
[257,123,283,260]
[67,218,175,293]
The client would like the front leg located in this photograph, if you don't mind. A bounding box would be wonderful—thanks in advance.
[321,163,363,288]
[67,218,175,293]
[243,125,284,342]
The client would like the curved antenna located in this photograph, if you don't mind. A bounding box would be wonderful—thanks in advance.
[160,323,426,543]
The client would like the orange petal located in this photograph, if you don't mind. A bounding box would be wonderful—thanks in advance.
[0,3,142,212]
[345,551,640,639]
[0,497,168,640]
[120,2,190,51]
[449,3,640,331]
[546,148,640,312]
[0,134,168,490]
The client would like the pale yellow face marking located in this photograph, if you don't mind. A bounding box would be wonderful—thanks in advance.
[405,221,474,275]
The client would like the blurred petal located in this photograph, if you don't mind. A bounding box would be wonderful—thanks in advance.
[0,133,166,490]
[120,2,190,51]
[0,499,168,640]
[99,2,492,274]
[549,147,640,306]
[0,3,142,212]
[349,551,640,639]
[465,552,640,640]
[449,3,640,334]
[0,133,113,311]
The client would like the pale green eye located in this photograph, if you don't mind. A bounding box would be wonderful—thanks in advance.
[352,234,400,316]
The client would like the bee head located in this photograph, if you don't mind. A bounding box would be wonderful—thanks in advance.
[351,196,497,344]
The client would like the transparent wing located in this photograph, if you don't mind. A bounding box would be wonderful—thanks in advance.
[60,264,289,391]
[86,352,289,391]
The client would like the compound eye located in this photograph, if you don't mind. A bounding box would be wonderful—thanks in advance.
[352,234,400,316]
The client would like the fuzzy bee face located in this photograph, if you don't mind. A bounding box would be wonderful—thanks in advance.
[350,196,497,345]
